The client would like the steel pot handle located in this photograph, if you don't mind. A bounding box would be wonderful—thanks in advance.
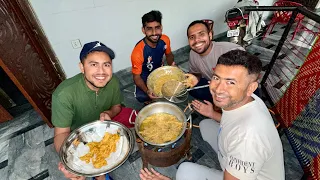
[129,110,137,125]
[184,103,194,118]
[184,103,194,130]
[187,114,192,129]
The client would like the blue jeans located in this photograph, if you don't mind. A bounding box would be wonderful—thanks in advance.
[188,78,213,103]
[134,86,151,103]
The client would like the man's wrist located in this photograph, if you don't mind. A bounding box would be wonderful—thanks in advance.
[103,111,112,118]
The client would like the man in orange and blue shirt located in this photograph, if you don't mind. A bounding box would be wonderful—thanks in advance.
[131,10,174,103]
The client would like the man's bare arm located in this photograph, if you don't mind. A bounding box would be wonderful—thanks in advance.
[191,72,202,81]
[224,170,239,180]
[165,52,174,65]
[102,104,121,119]
[133,74,148,93]
[54,127,70,152]
[211,111,222,122]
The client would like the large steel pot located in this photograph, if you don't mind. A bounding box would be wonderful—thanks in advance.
[133,102,192,146]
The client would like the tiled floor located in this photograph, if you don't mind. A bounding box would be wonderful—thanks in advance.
[0,26,307,179]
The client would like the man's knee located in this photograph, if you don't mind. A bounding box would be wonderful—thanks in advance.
[199,119,220,143]
[200,119,219,132]
[176,162,197,180]
[177,162,222,180]
[135,90,150,103]
[135,95,150,103]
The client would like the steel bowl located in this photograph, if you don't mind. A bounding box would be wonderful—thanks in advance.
[59,120,134,177]
[134,102,191,146]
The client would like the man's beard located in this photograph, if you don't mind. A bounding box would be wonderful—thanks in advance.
[192,41,211,55]
[146,34,161,43]
[215,93,246,110]
[85,76,101,89]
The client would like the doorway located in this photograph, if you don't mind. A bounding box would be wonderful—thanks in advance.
[0,0,65,127]
[0,66,33,123]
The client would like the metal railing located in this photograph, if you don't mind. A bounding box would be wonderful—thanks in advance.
[242,5,320,180]
[242,5,320,106]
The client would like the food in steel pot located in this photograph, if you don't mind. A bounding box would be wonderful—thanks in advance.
[139,113,183,144]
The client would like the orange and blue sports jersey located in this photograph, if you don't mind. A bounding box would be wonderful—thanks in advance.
[131,34,172,81]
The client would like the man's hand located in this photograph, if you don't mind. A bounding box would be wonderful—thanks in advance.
[147,90,159,99]
[191,100,222,121]
[183,74,198,88]
[171,62,177,67]
[192,100,214,118]
[100,111,111,121]
[140,168,171,180]
[58,162,85,180]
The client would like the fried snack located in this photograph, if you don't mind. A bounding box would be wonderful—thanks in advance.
[183,74,198,88]
[80,132,120,168]
[139,113,183,144]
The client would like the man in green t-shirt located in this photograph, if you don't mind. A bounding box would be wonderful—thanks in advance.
[52,41,122,180]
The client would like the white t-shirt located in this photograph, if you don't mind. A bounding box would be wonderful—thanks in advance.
[218,94,285,180]
[189,41,245,80]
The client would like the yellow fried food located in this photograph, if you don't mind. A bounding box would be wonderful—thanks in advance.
[139,113,183,144]
[79,132,120,168]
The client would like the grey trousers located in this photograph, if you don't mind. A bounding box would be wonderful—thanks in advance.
[176,119,223,180]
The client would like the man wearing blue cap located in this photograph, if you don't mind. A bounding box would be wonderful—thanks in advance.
[52,41,121,180]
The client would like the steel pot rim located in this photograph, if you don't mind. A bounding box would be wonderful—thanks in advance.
[134,102,190,146]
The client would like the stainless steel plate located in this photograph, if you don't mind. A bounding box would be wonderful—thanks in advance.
[59,120,134,177]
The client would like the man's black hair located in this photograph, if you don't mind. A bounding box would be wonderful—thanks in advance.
[217,50,262,75]
[187,20,210,36]
[142,10,162,27]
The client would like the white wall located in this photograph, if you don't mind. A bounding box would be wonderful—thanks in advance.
[29,0,274,78]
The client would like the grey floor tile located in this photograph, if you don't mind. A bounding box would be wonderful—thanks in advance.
[130,158,143,175]
[0,140,9,163]
[0,110,34,140]
[0,166,9,180]
[196,154,220,169]
[7,133,45,179]
[151,165,177,179]
[44,144,67,180]
[110,160,139,180]
[42,125,54,142]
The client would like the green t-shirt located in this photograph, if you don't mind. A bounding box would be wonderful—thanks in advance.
[51,73,123,131]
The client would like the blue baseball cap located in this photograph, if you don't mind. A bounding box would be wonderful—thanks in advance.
[79,41,115,61]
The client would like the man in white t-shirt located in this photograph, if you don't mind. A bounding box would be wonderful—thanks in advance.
[140,50,284,180]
